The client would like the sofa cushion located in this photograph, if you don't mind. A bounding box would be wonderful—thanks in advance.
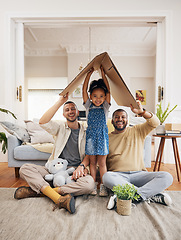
[25,120,55,144]
[0,121,30,142]
[14,145,51,160]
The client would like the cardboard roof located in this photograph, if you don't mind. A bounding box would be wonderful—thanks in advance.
[60,52,138,108]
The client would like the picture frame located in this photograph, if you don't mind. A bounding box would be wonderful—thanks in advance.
[72,85,82,98]
[136,90,146,105]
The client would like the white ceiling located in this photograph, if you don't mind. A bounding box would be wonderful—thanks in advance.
[24,24,157,57]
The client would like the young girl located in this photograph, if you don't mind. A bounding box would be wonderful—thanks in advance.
[83,66,111,196]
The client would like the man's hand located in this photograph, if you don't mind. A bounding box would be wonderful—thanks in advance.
[130,100,144,115]
[71,166,88,180]
[59,92,69,104]
[39,92,69,124]
[131,100,152,119]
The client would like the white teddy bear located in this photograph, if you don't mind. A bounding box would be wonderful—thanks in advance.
[45,158,75,187]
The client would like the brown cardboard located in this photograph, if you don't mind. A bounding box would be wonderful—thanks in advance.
[165,123,181,131]
[60,52,138,108]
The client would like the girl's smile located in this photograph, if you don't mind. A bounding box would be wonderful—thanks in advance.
[90,88,106,107]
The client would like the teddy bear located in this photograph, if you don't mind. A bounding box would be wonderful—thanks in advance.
[45,158,75,187]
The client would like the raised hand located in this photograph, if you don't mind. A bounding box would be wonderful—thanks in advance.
[59,92,69,104]
[130,100,144,115]
[87,67,94,76]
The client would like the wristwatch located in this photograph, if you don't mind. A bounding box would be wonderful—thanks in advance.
[79,163,85,169]
[138,108,146,117]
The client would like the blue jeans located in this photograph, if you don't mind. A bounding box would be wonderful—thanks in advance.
[102,171,173,200]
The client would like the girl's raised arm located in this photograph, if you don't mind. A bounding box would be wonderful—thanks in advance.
[101,66,111,104]
[82,68,94,103]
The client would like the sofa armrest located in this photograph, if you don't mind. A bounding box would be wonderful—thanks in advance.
[8,135,22,167]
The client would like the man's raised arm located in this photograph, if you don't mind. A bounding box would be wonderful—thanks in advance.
[130,100,152,119]
[39,93,68,124]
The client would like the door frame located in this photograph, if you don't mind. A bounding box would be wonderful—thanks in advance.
[5,11,172,120]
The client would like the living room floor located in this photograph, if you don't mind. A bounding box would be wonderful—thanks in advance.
[150,141,181,191]
[0,161,181,190]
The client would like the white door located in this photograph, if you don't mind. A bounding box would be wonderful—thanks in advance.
[155,21,165,110]
[15,23,25,121]
[7,21,25,123]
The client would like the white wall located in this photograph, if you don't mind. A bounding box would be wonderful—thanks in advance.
[25,56,67,77]
[1,0,181,163]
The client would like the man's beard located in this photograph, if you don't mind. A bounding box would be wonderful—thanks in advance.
[112,121,127,131]
[66,116,77,122]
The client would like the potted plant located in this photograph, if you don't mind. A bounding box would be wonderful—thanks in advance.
[156,102,177,134]
[112,183,140,216]
[0,108,16,153]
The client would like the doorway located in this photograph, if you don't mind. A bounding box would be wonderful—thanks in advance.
[6,14,171,122]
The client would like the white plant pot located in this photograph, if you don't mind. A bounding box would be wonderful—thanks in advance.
[156,124,165,134]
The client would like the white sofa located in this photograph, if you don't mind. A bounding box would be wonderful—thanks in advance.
[8,134,151,178]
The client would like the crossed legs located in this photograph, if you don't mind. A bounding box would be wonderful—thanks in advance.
[103,171,173,200]
[14,163,94,213]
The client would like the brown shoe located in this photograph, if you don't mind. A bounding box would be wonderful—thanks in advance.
[14,186,41,199]
[57,194,75,214]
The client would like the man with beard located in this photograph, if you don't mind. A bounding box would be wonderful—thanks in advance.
[14,93,94,214]
[103,100,173,209]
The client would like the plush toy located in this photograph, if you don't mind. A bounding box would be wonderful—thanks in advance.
[45,158,75,187]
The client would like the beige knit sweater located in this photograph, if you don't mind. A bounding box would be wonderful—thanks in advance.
[107,114,159,172]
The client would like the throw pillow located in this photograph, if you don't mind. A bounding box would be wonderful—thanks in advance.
[0,121,30,142]
[25,120,55,144]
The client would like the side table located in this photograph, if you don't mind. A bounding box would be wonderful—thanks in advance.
[153,134,181,182]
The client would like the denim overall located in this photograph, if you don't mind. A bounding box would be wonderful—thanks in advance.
[85,103,109,155]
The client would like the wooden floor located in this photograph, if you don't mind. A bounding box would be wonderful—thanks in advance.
[147,162,181,191]
[0,162,181,190]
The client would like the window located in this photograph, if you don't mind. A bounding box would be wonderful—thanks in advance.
[28,89,64,120]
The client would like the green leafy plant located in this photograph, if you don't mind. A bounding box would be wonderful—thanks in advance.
[112,184,140,201]
[156,102,177,124]
[0,108,17,154]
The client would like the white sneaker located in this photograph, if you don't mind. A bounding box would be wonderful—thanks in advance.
[150,193,172,206]
[99,184,108,197]
[107,195,117,210]
[90,182,98,196]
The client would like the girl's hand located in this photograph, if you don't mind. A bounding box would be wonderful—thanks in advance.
[100,65,104,72]
[87,67,94,76]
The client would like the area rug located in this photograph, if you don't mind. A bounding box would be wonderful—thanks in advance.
[0,188,181,240]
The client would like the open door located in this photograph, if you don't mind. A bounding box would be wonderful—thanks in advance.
[7,21,25,122]
[15,23,25,121]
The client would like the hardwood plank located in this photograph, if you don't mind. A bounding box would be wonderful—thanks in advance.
[0,162,181,191]
[147,162,181,191]
[0,163,27,188]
